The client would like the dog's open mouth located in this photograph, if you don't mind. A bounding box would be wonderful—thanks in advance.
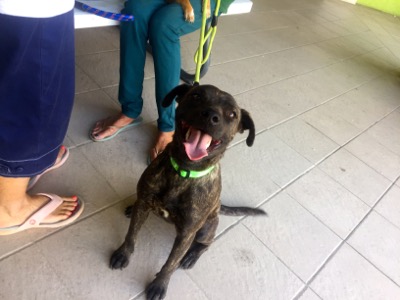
[182,123,221,161]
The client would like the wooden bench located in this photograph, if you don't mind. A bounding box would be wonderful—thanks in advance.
[74,0,253,83]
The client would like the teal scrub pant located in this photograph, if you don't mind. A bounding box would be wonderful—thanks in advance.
[119,0,214,132]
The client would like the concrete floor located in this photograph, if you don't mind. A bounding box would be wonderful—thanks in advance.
[1,0,400,299]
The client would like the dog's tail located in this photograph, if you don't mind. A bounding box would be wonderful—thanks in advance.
[219,205,267,216]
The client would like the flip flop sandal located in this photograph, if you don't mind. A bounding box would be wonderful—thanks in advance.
[90,116,143,142]
[27,146,70,191]
[0,193,84,236]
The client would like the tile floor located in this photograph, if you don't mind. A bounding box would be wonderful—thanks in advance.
[1,0,400,299]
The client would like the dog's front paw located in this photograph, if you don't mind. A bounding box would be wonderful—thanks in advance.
[205,7,211,18]
[181,1,194,23]
[125,205,133,218]
[110,248,131,270]
[204,0,211,18]
[146,279,168,300]
[184,7,195,23]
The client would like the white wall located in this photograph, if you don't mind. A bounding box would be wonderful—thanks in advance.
[341,0,357,4]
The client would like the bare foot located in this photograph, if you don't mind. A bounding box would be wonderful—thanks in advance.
[0,194,79,232]
[91,113,137,141]
[149,131,174,162]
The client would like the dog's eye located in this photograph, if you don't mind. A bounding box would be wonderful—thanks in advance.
[229,111,237,119]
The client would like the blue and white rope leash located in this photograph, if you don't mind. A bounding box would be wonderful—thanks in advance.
[75,1,134,22]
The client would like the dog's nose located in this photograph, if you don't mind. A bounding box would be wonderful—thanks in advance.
[202,109,220,125]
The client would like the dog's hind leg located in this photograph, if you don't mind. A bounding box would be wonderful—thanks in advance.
[180,214,219,269]
[110,200,151,270]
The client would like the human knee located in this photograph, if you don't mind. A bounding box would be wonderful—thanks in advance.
[149,6,183,44]
[123,0,143,14]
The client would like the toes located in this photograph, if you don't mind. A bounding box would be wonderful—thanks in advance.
[149,148,159,162]
[92,119,108,134]
[124,205,133,218]
[146,281,168,300]
[92,126,117,140]
[110,244,133,270]
[58,196,79,216]
[57,145,67,158]
[110,247,131,270]
[61,196,79,206]
[91,116,115,135]
[58,210,73,220]
[61,202,78,211]
[185,9,195,23]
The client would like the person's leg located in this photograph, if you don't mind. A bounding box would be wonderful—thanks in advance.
[147,1,214,160]
[0,10,81,234]
[91,0,167,141]
[0,11,75,176]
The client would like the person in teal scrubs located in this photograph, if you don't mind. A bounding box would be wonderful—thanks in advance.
[91,0,234,162]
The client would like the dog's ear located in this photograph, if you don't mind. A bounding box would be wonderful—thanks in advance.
[239,109,255,147]
[162,84,193,107]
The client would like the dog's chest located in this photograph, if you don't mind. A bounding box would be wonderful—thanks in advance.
[140,158,222,221]
[154,174,221,222]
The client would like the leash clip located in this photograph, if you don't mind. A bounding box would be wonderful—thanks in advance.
[180,168,191,178]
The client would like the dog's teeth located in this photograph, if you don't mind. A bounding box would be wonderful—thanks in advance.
[185,128,191,141]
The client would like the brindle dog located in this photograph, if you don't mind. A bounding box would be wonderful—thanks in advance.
[110,84,266,300]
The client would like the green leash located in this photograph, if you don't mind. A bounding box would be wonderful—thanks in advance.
[194,0,221,84]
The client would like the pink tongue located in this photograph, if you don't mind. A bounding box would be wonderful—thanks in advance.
[183,127,212,161]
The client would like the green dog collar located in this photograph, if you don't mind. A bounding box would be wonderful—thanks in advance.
[170,157,215,179]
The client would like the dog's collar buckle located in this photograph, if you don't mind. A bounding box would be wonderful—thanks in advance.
[170,157,215,179]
